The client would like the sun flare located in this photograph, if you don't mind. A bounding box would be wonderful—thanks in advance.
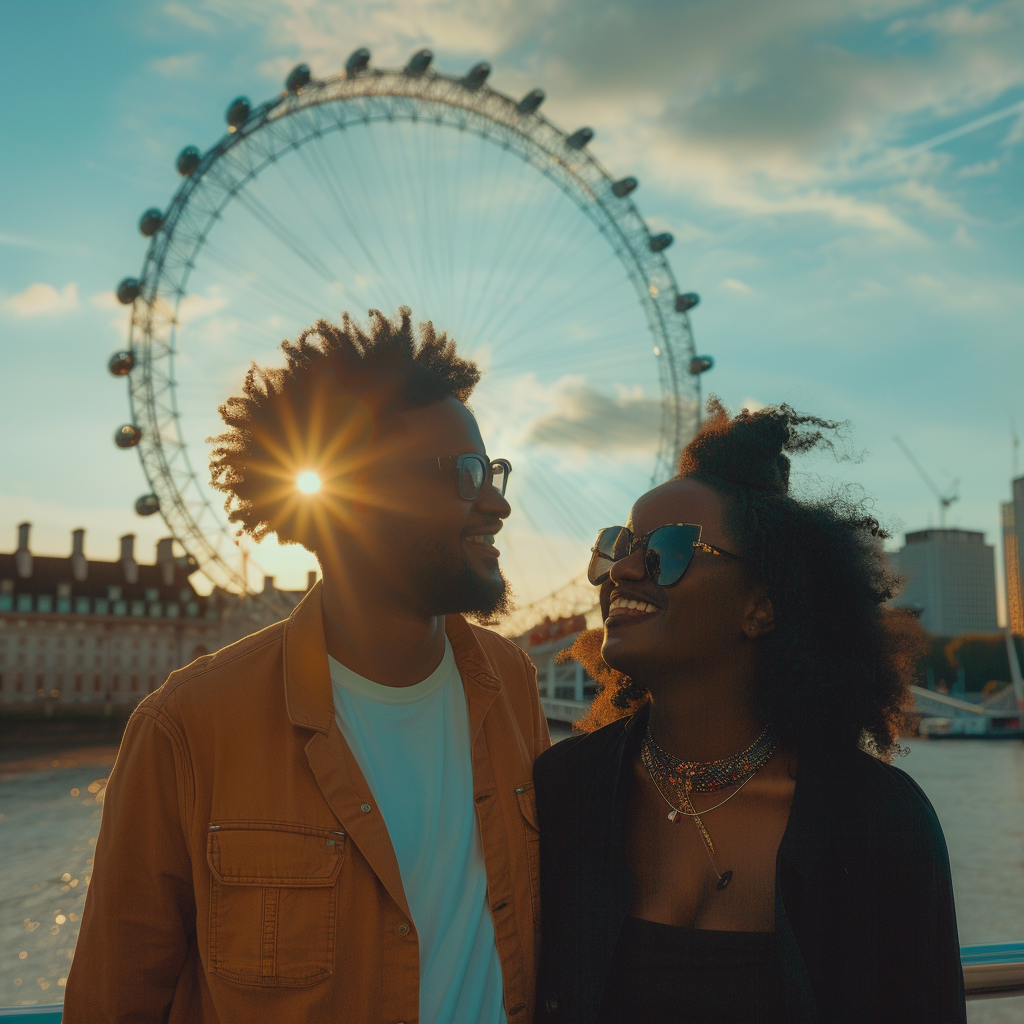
[296,471,322,494]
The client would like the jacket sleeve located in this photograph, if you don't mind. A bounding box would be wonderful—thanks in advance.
[880,767,967,1024]
[63,705,196,1023]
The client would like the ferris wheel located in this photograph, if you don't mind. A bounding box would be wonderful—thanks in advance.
[109,49,713,604]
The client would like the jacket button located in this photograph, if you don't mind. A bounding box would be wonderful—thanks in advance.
[396,922,410,936]
[360,802,372,813]
[546,996,558,1011]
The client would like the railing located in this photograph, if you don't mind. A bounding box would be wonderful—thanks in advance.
[1,943,1020,1018]
[962,941,1024,999]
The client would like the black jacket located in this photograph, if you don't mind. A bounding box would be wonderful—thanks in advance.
[533,705,967,1023]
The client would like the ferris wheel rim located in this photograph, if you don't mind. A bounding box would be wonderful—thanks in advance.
[123,59,702,597]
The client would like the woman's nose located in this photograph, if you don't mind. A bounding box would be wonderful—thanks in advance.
[609,547,646,583]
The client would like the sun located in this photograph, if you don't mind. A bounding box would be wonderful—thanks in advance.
[296,471,322,495]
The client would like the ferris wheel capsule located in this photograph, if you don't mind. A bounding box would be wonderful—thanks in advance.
[108,351,135,376]
[612,177,637,197]
[689,355,714,375]
[176,145,201,177]
[285,63,311,93]
[649,232,674,253]
[516,89,545,115]
[138,208,164,237]
[676,292,700,313]
[345,48,370,77]
[566,127,594,150]
[462,62,491,91]
[135,494,161,516]
[226,96,251,131]
[405,49,433,76]
[115,424,143,449]
[116,278,142,304]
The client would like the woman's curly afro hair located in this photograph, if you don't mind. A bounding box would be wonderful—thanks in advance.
[208,307,480,547]
[565,397,924,760]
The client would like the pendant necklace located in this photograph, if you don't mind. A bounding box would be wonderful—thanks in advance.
[640,724,778,892]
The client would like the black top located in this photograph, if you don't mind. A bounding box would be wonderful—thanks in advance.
[596,917,787,1024]
[533,703,967,1024]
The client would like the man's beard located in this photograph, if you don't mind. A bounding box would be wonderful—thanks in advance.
[415,547,515,621]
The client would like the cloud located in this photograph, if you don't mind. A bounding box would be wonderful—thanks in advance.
[957,158,1000,177]
[721,278,753,294]
[207,0,1024,242]
[525,380,663,451]
[177,287,229,323]
[4,282,80,318]
[164,2,215,32]
[151,52,203,76]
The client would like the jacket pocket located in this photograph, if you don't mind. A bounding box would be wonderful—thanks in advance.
[515,783,541,928]
[206,820,346,987]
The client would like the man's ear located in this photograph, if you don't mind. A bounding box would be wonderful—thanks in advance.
[743,591,775,639]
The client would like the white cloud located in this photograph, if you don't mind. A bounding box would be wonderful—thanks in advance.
[721,278,753,294]
[151,52,203,76]
[177,287,229,323]
[90,290,133,338]
[4,282,80,318]
[525,379,663,451]
[889,179,969,221]
[224,0,1024,237]
[164,2,215,32]
[957,158,1000,177]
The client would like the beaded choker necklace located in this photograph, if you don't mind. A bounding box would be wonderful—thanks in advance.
[640,724,778,892]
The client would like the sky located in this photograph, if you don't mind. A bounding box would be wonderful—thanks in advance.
[1,0,1023,619]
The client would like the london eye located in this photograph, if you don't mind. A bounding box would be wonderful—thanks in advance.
[109,48,712,607]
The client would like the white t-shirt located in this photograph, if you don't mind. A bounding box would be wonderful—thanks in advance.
[328,639,507,1024]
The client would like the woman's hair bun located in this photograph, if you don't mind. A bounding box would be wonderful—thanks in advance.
[678,396,841,495]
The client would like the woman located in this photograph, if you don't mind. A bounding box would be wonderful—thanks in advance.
[533,400,966,1024]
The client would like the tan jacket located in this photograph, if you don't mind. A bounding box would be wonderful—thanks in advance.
[64,584,550,1023]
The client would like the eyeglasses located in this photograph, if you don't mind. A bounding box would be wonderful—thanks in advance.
[588,523,743,587]
[411,454,512,501]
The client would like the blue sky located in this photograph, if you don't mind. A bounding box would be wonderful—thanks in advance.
[1,0,1022,617]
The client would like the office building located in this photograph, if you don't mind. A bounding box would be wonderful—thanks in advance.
[891,528,998,635]
[1004,476,1024,635]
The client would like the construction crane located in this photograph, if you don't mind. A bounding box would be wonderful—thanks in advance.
[893,436,960,527]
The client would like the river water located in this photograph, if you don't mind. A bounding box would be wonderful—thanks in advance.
[1,734,1022,1019]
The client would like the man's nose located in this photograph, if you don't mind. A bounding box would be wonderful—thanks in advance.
[609,547,646,583]
[474,480,511,519]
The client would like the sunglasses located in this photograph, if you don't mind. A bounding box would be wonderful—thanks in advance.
[588,523,743,588]
[411,454,512,501]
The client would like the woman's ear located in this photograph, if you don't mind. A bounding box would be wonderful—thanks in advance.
[743,591,775,638]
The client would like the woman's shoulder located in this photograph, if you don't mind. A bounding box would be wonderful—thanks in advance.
[534,715,632,788]
[829,746,948,855]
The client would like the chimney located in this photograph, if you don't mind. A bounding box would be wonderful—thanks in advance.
[263,575,275,594]
[71,528,88,582]
[119,533,139,585]
[14,522,32,579]
[307,570,317,591]
[156,537,175,587]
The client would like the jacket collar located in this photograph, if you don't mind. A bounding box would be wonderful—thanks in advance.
[282,582,335,734]
[282,582,501,734]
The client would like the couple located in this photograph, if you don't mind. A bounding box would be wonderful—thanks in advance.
[64,309,966,1023]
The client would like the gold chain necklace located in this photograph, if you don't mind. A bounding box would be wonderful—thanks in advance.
[640,736,773,892]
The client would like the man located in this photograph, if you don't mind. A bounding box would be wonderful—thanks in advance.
[64,308,549,1023]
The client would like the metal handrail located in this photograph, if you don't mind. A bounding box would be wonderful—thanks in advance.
[1,942,1020,1018]
[962,941,1024,999]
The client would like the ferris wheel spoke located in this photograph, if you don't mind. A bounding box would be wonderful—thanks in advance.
[301,134,394,291]
[267,151,373,288]
[231,189,338,288]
